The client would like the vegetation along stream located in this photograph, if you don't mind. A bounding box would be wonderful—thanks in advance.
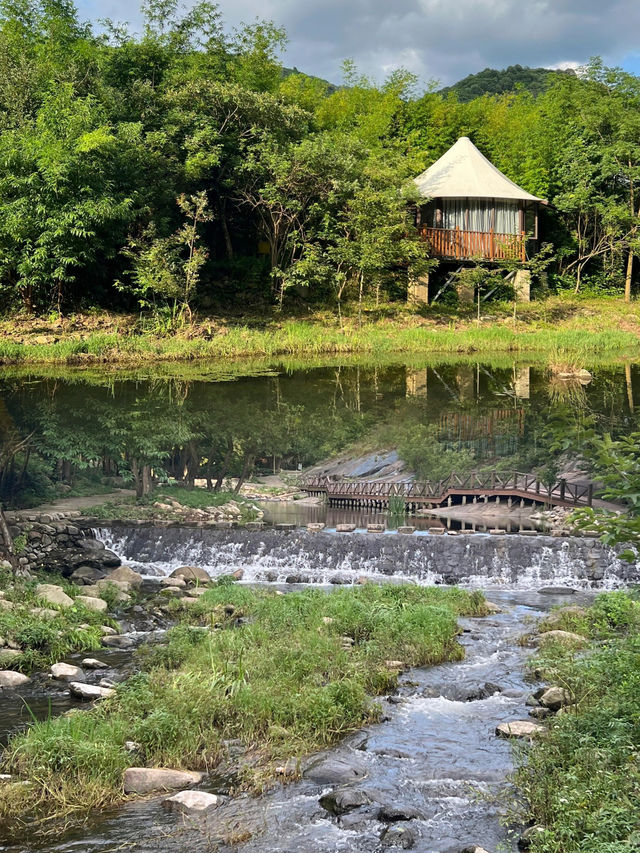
[0,357,639,853]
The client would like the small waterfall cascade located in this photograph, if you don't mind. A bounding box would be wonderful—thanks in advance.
[95,526,638,589]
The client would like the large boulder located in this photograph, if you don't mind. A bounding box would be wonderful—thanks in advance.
[162,790,221,815]
[0,671,30,688]
[123,767,205,794]
[304,755,368,785]
[380,823,418,849]
[532,630,587,649]
[106,566,143,589]
[169,566,211,585]
[319,788,370,816]
[51,662,84,682]
[35,584,73,608]
[76,595,108,613]
[496,721,546,740]
[69,566,106,585]
[539,687,572,712]
[69,681,115,700]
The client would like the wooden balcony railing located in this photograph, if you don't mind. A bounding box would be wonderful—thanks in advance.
[420,226,526,262]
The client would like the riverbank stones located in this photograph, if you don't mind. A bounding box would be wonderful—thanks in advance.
[106,566,143,589]
[0,671,30,688]
[35,584,73,608]
[304,755,368,785]
[82,658,109,669]
[162,790,221,814]
[319,788,371,816]
[539,686,572,711]
[532,630,587,648]
[496,720,546,740]
[75,595,108,613]
[123,767,205,794]
[51,662,84,682]
[169,566,210,584]
[69,682,115,700]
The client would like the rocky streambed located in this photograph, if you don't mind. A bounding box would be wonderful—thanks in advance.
[0,579,589,853]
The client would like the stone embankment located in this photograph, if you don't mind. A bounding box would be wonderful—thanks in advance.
[2,511,120,576]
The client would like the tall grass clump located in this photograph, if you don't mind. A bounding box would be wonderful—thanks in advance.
[0,582,487,832]
[514,591,640,853]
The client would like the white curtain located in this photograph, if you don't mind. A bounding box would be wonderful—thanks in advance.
[433,199,520,234]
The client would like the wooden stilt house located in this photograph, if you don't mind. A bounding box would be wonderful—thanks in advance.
[414,137,545,263]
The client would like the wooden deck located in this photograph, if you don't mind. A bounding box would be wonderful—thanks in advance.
[301,472,593,509]
[419,226,527,262]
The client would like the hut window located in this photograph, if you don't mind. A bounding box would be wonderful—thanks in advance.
[435,199,520,234]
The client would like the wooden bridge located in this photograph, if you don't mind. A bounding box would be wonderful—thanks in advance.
[301,472,594,510]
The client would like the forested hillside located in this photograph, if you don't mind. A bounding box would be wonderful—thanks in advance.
[0,1,639,318]
[439,64,574,101]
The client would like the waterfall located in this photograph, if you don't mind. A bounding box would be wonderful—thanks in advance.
[94,526,639,590]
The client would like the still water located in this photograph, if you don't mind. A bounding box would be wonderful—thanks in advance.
[1,358,638,507]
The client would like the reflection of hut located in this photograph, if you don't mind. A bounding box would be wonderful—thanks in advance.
[439,408,525,459]
[411,137,546,303]
[406,369,428,398]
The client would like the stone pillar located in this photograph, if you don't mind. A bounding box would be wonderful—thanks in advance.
[514,269,531,302]
[408,274,429,305]
[514,366,531,399]
[456,281,475,304]
[406,369,428,398]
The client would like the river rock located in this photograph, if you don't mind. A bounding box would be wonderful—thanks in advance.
[529,707,551,720]
[101,635,134,649]
[161,576,187,588]
[162,790,221,815]
[484,601,502,614]
[304,755,368,785]
[0,649,22,665]
[69,681,115,700]
[380,823,417,849]
[379,804,423,822]
[70,566,105,585]
[496,721,546,740]
[0,599,13,610]
[532,630,587,648]
[82,658,109,669]
[101,625,118,636]
[0,671,30,688]
[319,787,371,816]
[540,686,572,711]
[123,767,205,794]
[76,595,108,613]
[170,566,211,585]
[35,583,73,608]
[51,662,84,681]
[30,607,59,619]
[460,848,491,853]
[106,566,143,589]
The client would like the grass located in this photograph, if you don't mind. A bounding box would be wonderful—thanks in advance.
[513,591,640,853]
[0,570,119,671]
[0,581,487,833]
[83,487,258,523]
[1,296,640,366]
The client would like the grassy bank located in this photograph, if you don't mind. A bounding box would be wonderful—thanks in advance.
[0,581,487,833]
[0,570,119,672]
[2,296,640,365]
[515,591,640,853]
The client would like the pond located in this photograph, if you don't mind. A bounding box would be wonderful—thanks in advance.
[0,357,638,512]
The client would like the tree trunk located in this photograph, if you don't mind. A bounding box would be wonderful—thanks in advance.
[219,198,234,260]
[131,459,154,499]
[234,452,254,495]
[0,505,18,575]
[625,248,634,303]
[214,441,234,492]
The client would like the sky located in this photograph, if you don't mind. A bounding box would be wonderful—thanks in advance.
[77,0,640,88]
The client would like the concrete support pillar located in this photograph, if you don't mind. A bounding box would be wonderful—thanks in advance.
[456,281,475,304]
[408,274,429,305]
[514,269,531,302]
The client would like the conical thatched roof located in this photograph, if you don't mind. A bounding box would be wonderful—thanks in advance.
[414,137,545,203]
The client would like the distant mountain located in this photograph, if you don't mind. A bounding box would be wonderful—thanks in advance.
[440,64,576,102]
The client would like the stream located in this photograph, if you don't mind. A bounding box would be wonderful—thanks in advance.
[0,567,595,852]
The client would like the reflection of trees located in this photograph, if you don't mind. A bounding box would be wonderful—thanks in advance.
[2,363,639,507]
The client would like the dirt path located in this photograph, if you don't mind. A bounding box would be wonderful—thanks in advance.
[6,489,135,518]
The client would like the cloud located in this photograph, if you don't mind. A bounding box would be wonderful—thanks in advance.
[76,0,640,87]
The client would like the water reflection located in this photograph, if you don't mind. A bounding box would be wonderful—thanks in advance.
[0,360,638,509]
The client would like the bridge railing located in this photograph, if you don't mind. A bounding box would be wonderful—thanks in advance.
[300,472,593,507]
